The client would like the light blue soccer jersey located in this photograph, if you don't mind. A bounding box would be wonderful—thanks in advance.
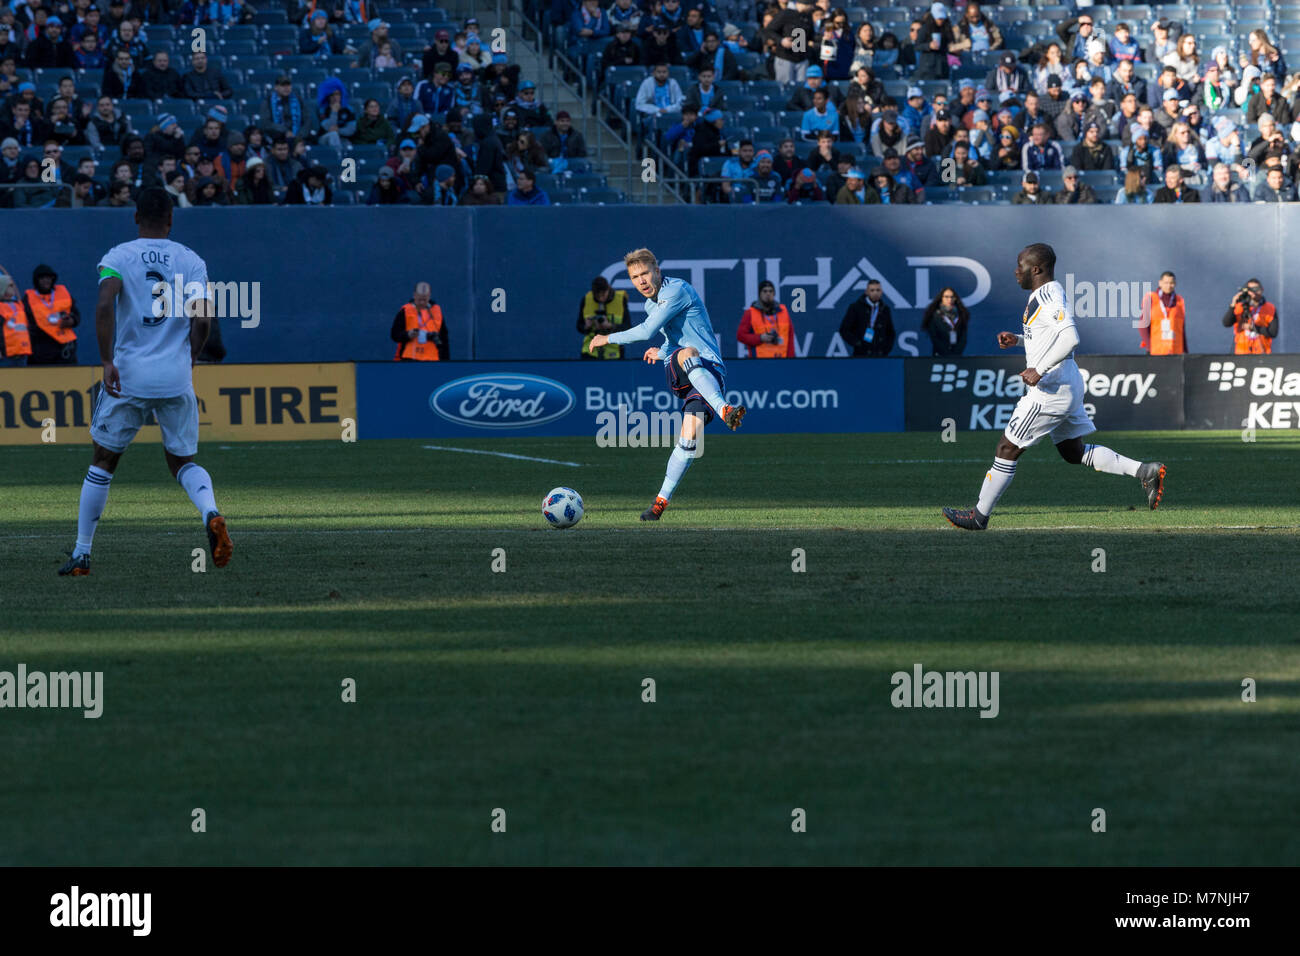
[607,276,726,372]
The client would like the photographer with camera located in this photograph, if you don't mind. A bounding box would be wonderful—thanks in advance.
[578,275,628,359]
[1222,279,1278,354]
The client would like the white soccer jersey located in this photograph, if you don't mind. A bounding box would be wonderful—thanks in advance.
[1020,279,1078,387]
[97,239,209,399]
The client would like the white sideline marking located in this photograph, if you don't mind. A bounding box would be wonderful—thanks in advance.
[422,445,583,467]
[6,524,1300,542]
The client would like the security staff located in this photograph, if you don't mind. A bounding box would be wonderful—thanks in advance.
[737,280,795,358]
[1222,278,1277,354]
[391,282,449,361]
[0,267,33,366]
[577,275,628,359]
[839,278,896,356]
[24,263,80,365]
[1139,270,1187,355]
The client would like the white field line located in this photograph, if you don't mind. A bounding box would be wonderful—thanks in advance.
[422,445,583,467]
[5,525,1300,541]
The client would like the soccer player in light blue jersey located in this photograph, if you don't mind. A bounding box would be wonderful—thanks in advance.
[588,247,747,521]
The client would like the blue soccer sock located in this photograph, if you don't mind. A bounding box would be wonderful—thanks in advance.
[657,437,697,501]
[686,367,728,417]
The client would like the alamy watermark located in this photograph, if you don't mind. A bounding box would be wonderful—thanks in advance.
[595,403,704,456]
[49,886,150,935]
[1060,273,1154,328]
[890,663,999,718]
[150,275,262,328]
[0,663,103,718]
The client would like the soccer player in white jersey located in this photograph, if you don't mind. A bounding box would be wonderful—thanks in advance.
[58,187,232,574]
[588,247,747,521]
[943,242,1166,530]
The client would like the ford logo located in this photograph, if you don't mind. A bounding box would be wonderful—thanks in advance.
[430,374,576,428]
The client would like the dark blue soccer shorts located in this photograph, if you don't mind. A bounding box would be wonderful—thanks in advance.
[665,348,725,425]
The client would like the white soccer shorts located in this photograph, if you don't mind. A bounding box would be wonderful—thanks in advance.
[90,389,200,456]
[1003,368,1095,449]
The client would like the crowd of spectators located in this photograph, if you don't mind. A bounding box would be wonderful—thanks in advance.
[0,1,601,207]
[553,0,1300,203]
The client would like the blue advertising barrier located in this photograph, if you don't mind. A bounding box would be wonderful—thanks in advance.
[355,358,903,437]
[470,205,1293,359]
[3,206,1292,365]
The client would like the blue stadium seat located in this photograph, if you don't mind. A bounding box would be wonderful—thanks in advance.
[727,93,764,111]
[309,145,343,166]
[958,186,995,203]
[1035,169,1066,191]
[262,26,299,50]
[548,186,577,203]
[222,41,262,57]
[875,9,911,26]
[698,155,726,177]
[334,67,371,86]
[145,25,178,44]
[353,82,393,104]
[732,109,775,127]
[1081,170,1122,191]
[752,127,791,147]
[245,68,285,88]
[350,142,389,161]
[62,144,94,166]
[253,10,289,25]
[743,80,783,103]
[1116,6,1153,21]
[160,98,200,119]
[579,188,624,204]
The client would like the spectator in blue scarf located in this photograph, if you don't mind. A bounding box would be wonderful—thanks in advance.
[262,75,307,139]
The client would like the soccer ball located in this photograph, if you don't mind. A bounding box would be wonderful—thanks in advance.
[542,487,584,529]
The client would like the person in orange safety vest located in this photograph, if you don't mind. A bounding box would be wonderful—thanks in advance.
[0,265,33,366]
[24,262,80,365]
[1222,278,1277,354]
[390,282,449,360]
[1139,270,1187,355]
[736,280,795,358]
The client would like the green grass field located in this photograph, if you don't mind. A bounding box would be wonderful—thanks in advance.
[1,431,1297,865]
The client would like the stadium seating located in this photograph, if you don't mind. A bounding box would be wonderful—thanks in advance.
[10,0,1298,211]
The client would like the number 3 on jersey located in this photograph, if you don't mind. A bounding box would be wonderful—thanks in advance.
[144,269,169,326]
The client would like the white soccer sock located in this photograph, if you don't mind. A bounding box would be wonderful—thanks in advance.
[685,367,729,416]
[74,465,113,556]
[176,462,219,522]
[1083,444,1140,477]
[976,457,1017,517]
